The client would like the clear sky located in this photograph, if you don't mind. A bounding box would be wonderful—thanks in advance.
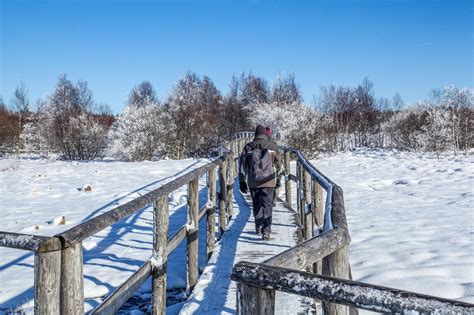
[1,0,472,113]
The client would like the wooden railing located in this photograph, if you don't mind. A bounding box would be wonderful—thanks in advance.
[0,131,254,315]
[231,147,474,314]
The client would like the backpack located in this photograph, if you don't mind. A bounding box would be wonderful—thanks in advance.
[247,147,276,187]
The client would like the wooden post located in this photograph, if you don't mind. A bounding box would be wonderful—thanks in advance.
[236,283,275,315]
[60,242,84,314]
[322,245,350,315]
[233,141,239,174]
[304,170,313,240]
[314,181,324,230]
[219,159,228,234]
[312,180,324,274]
[227,157,235,219]
[152,195,169,315]
[35,250,61,315]
[284,151,292,208]
[206,167,217,260]
[295,160,300,215]
[187,177,199,293]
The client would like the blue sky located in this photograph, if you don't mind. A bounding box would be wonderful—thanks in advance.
[1,0,472,113]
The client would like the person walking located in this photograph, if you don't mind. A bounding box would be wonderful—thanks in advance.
[238,125,282,240]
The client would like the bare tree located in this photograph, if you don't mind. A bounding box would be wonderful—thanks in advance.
[128,81,157,107]
[77,80,94,112]
[10,82,30,143]
[271,73,302,106]
[166,72,223,158]
[240,72,270,107]
[392,92,404,111]
[11,81,30,114]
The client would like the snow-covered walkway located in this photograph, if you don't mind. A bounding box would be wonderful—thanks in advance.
[179,186,308,314]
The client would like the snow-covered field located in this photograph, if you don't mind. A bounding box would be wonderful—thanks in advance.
[312,149,474,305]
[0,150,472,313]
[0,157,215,313]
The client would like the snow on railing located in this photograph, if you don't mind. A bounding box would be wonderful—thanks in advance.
[284,147,335,231]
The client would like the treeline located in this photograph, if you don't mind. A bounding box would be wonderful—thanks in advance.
[1,73,472,160]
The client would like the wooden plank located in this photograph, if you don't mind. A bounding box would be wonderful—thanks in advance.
[264,228,349,270]
[0,232,61,252]
[219,159,228,234]
[303,170,313,240]
[284,151,292,208]
[207,167,217,261]
[227,157,235,218]
[34,250,61,315]
[314,180,324,229]
[312,179,324,275]
[92,261,152,315]
[60,242,84,315]
[166,226,187,256]
[152,196,168,315]
[198,204,208,221]
[296,160,301,221]
[187,177,199,293]
[57,152,232,247]
[232,261,474,314]
[236,282,275,315]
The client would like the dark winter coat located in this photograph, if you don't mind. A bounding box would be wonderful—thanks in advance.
[239,134,282,188]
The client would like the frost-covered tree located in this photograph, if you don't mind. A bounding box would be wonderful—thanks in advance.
[382,106,427,151]
[108,100,167,161]
[251,101,326,156]
[420,106,451,157]
[20,75,108,159]
[429,85,473,153]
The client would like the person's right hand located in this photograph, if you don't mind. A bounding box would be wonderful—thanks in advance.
[239,181,248,194]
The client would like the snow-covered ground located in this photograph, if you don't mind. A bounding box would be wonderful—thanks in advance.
[0,150,472,313]
[311,149,474,305]
[0,157,215,313]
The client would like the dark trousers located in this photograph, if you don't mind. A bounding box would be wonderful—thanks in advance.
[250,187,275,235]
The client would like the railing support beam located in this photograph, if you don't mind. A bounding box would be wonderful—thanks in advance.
[236,283,275,315]
[207,167,217,260]
[152,195,169,315]
[35,249,61,315]
[60,242,84,315]
[284,151,292,207]
[186,177,199,293]
[219,159,228,234]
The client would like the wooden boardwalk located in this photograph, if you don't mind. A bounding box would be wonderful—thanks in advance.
[179,186,309,314]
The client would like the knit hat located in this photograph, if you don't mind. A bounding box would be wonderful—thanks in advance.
[265,127,272,137]
[255,125,266,136]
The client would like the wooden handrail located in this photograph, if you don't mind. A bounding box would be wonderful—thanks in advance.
[264,227,349,270]
[232,261,474,314]
[57,152,233,248]
[0,232,61,252]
